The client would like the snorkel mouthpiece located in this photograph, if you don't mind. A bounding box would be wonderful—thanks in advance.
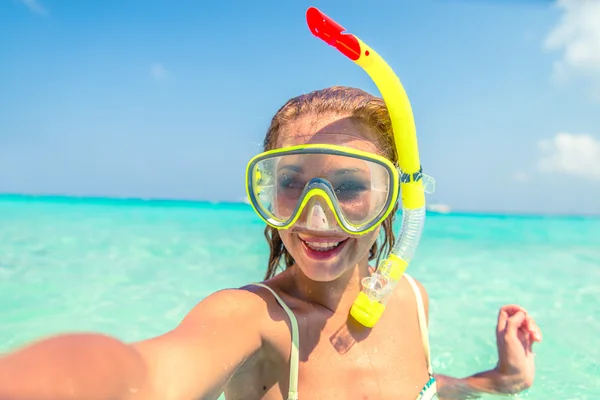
[306,7,434,328]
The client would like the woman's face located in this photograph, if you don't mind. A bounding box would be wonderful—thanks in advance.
[275,113,384,282]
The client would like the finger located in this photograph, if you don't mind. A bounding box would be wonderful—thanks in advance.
[506,311,527,336]
[530,325,543,342]
[524,326,536,354]
[525,316,543,342]
[501,304,528,317]
[517,321,540,356]
[533,328,543,342]
[529,329,536,351]
[497,309,509,333]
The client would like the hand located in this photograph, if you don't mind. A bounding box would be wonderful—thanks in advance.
[494,304,542,393]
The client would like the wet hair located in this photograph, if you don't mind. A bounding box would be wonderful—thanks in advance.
[262,86,399,279]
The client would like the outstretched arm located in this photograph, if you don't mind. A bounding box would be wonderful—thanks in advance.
[0,288,266,400]
[413,280,543,399]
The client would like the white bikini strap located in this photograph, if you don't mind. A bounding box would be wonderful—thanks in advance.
[404,274,433,376]
[252,283,299,400]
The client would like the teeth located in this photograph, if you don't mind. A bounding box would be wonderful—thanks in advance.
[304,241,342,252]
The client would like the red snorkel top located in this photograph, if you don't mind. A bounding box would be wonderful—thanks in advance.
[306,7,362,61]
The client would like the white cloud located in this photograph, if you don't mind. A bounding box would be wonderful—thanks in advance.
[512,171,530,183]
[18,0,47,15]
[150,63,169,81]
[537,132,600,181]
[544,0,600,85]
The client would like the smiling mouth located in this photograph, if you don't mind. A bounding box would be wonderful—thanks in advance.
[303,240,344,252]
[299,236,349,259]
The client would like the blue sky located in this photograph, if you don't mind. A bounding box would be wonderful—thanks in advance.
[1,0,599,215]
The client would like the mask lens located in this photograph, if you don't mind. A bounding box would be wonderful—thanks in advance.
[251,152,392,229]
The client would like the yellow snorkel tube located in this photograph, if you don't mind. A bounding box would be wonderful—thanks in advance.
[307,7,434,327]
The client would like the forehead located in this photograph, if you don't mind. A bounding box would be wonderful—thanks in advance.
[277,113,382,154]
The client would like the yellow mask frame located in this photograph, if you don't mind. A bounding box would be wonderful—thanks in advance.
[245,143,401,235]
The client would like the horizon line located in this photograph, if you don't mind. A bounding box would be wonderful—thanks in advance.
[1,192,598,219]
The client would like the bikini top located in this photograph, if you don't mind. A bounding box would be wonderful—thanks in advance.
[252,273,437,399]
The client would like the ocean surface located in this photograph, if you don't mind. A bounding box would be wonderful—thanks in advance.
[0,194,598,399]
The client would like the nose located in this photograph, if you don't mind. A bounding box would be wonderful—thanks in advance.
[297,196,341,232]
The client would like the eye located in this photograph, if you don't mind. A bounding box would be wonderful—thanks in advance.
[278,174,305,190]
[334,180,367,201]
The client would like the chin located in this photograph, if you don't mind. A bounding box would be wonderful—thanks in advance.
[292,235,356,281]
[297,259,350,282]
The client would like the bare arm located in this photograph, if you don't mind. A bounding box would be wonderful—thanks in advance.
[0,288,266,400]
[434,371,527,399]
[0,333,147,400]
[412,279,538,399]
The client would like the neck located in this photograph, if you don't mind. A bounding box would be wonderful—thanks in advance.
[290,258,373,315]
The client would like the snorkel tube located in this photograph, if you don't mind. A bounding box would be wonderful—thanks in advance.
[306,7,434,328]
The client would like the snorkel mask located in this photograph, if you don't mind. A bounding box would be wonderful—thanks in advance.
[247,144,400,235]
[246,7,434,327]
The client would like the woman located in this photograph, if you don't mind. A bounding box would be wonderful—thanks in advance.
[0,87,542,400]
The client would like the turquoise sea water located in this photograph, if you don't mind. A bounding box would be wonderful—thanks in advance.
[0,194,598,399]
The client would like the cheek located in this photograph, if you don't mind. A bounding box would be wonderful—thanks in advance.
[278,229,294,249]
[353,227,381,254]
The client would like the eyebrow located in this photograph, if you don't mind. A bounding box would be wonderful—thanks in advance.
[279,165,368,177]
[333,168,367,176]
[279,164,303,173]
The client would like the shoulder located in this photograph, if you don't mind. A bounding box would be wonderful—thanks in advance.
[180,283,291,335]
[181,286,272,330]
